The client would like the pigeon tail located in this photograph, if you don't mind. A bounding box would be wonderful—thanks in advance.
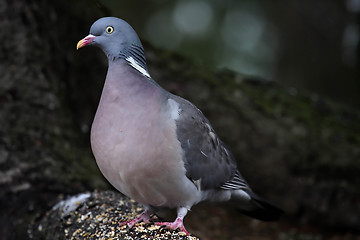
[240,191,284,221]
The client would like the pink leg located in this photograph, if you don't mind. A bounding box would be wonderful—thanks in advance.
[155,207,190,235]
[119,208,153,228]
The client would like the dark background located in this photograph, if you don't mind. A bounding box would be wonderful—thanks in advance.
[100,0,360,108]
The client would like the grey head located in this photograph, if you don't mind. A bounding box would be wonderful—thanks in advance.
[77,17,149,76]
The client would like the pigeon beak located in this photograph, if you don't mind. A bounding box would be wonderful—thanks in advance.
[77,34,96,50]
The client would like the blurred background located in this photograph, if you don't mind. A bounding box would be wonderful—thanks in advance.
[99,0,360,107]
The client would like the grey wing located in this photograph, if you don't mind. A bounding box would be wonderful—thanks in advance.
[170,94,249,191]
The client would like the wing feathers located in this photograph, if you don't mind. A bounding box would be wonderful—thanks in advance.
[220,171,249,190]
[169,94,241,190]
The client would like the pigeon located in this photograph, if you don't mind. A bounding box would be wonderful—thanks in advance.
[77,17,283,235]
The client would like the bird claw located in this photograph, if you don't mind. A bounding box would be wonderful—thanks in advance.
[119,208,190,235]
[155,217,190,236]
[119,210,151,228]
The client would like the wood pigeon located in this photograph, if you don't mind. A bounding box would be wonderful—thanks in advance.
[77,17,283,235]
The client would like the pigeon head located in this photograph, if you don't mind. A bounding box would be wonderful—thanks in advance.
[77,17,145,62]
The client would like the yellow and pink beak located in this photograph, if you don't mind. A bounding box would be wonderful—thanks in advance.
[76,34,96,50]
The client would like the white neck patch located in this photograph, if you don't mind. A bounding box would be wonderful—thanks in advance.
[126,56,150,78]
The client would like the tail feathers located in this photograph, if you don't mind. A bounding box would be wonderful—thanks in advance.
[240,191,284,221]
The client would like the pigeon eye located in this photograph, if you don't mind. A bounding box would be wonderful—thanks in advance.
[106,26,114,34]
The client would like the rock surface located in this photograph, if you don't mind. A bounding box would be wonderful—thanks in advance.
[32,191,199,240]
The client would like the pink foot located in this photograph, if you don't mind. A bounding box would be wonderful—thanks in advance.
[119,209,152,228]
[155,217,190,235]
